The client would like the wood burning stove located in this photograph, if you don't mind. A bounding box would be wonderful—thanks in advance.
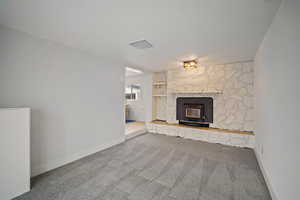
[176,97,213,127]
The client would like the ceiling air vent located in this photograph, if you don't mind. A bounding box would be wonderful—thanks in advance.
[129,40,153,49]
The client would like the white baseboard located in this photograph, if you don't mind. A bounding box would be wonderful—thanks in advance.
[31,137,125,177]
[254,149,278,200]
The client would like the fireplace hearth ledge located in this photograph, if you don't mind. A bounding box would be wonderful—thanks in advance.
[146,121,255,148]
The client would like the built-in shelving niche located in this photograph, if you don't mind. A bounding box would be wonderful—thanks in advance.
[152,72,167,121]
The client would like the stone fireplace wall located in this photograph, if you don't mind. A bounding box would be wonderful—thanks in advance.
[167,61,254,131]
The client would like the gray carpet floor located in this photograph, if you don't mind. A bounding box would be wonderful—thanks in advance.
[14,133,271,200]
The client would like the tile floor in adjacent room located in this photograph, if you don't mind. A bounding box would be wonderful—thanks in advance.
[14,133,271,200]
[125,121,147,139]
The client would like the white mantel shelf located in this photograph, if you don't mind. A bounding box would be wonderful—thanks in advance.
[170,90,223,94]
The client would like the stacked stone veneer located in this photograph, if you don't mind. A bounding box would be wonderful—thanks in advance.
[167,61,254,131]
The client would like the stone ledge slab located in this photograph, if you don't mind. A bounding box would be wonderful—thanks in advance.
[146,122,255,148]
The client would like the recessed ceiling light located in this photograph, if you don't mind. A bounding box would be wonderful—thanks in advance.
[129,40,153,49]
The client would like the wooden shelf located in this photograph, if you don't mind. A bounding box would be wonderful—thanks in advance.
[153,119,167,122]
[153,94,167,97]
[153,82,167,86]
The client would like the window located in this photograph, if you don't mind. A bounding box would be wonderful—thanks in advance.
[125,84,140,101]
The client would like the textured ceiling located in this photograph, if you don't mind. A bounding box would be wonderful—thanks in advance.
[0,0,281,71]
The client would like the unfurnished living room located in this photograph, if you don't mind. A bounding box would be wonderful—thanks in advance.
[0,0,299,200]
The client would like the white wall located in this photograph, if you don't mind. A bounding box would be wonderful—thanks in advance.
[0,108,30,200]
[0,26,125,177]
[125,74,152,122]
[254,0,300,199]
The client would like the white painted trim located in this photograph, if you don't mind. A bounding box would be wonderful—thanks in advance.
[254,149,278,200]
[31,136,125,177]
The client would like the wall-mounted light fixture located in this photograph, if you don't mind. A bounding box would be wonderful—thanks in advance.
[183,60,198,69]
